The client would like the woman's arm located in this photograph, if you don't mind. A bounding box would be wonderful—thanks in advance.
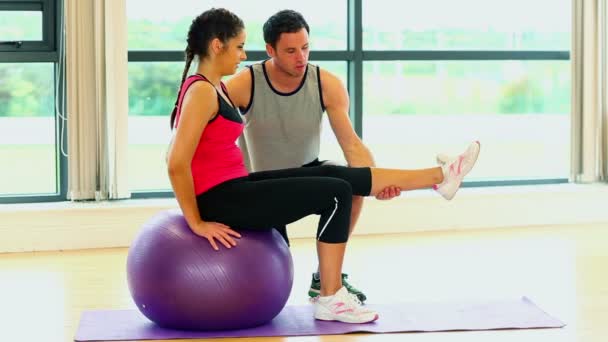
[166,81,240,250]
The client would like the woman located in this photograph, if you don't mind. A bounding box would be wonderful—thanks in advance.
[167,8,480,324]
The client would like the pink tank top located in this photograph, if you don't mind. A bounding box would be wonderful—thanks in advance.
[174,74,248,195]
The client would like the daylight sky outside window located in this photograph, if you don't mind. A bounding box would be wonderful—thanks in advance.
[127,0,346,51]
[363,0,570,50]
[0,11,43,41]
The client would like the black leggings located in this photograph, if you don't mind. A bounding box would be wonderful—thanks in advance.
[196,165,372,243]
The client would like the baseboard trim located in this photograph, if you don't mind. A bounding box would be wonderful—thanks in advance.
[1,184,607,253]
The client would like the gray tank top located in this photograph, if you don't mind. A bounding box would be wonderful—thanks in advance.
[238,61,325,172]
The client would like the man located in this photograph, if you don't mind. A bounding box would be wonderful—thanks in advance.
[225,9,400,303]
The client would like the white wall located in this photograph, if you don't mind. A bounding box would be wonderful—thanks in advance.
[1,183,608,253]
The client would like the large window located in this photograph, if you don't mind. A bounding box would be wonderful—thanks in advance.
[126,1,348,194]
[361,0,571,182]
[127,0,571,197]
[127,62,181,191]
[0,0,573,204]
[127,61,346,192]
[0,0,63,202]
[0,63,57,195]
[362,61,570,179]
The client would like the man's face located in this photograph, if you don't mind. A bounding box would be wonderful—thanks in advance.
[267,28,309,77]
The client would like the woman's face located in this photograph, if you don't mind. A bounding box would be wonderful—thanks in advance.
[218,30,247,75]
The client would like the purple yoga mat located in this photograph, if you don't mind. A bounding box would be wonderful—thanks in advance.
[75,297,564,341]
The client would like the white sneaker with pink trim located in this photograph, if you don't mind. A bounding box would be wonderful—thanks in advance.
[434,141,481,200]
[313,286,379,323]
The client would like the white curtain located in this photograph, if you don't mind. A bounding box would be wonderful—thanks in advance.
[572,0,608,182]
[65,0,130,200]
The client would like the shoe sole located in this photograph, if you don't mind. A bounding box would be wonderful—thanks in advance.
[450,141,481,199]
[460,141,481,176]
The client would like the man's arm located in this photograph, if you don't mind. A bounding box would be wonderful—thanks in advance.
[320,68,374,168]
[320,68,400,199]
[224,67,253,110]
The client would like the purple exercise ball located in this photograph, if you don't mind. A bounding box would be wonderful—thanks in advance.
[127,210,294,331]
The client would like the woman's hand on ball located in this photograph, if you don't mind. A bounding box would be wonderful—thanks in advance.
[194,221,241,250]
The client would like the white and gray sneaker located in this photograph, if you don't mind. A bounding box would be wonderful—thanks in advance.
[433,141,481,200]
[313,286,379,324]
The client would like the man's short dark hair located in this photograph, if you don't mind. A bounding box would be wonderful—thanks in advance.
[263,10,310,47]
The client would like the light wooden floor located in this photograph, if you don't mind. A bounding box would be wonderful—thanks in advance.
[1,223,607,342]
